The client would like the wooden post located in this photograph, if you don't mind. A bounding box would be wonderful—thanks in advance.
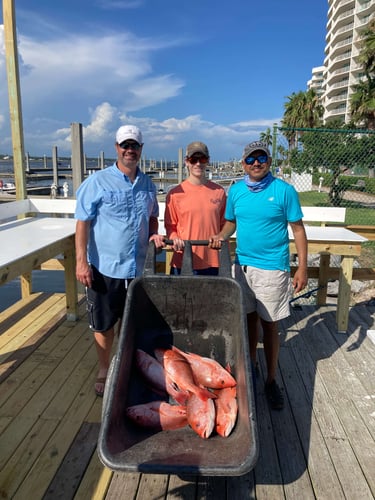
[178,147,183,183]
[52,146,59,186]
[25,152,30,172]
[99,150,105,169]
[3,0,27,200]
[71,122,84,195]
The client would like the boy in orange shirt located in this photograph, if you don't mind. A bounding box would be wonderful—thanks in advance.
[165,141,226,275]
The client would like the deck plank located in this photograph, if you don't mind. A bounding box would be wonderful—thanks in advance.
[0,324,94,471]
[0,293,65,354]
[0,301,87,413]
[226,472,256,500]
[0,293,80,383]
[166,474,197,499]
[135,474,169,499]
[14,365,98,499]
[251,361,285,500]
[0,345,98,497]
[290,305,375,499]
[73,452,113,500]
[42,421,100,499]
[279,332,345,499]
[196,476,227,499]
[104,471,141,499]
[0,292,46,328]
[258,354,315,500]
[0,313,90,421]
[281,312,347,500]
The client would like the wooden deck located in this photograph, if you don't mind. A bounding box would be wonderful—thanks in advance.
[0,293,374,499]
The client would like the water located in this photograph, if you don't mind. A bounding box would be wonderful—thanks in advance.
[0,157,108,196]
[0,270,66,312]
[0,159,180,198]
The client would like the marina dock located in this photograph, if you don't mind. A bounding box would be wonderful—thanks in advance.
[0,292,374,499]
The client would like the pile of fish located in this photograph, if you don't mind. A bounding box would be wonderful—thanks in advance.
[125,346,238,439]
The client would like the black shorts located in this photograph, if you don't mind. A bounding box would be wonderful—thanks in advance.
[86,266,132,333]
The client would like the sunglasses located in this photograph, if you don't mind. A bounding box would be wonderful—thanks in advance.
[188,156,209,164]
[119,141,142,151]
[244,155,268,165]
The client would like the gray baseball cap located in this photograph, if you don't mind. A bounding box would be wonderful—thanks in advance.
[242,141,270,159]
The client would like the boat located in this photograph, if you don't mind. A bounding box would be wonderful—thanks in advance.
[0,180,52,196]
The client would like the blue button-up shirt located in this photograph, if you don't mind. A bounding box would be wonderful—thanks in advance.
[75,163,159,278]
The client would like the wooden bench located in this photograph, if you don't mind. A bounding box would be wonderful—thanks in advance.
[0,198,78,320]
[301,206,346,226]
[301,206,375,240]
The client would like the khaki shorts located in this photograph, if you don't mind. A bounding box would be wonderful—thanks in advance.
[233,264,293,322]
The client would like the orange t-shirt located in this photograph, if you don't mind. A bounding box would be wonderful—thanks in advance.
[165,180,226,269]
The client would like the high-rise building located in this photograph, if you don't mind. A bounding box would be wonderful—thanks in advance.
[316,0,374,124]
[307,66,325,97]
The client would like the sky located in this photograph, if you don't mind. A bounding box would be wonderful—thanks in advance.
[0,0,328,162]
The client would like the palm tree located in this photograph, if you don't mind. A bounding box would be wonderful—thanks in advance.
[282,91,305,148]
[350,79,375,129]
[259,128,272,147]
[304,89,324,127]
[282,89,323,148]
[350,20,375,129]
[358,19,375,77]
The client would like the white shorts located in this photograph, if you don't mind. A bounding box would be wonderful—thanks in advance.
[233,264,293,322]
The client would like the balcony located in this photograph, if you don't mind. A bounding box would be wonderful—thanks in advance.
[327,93,348,104]
[328,79,350,90]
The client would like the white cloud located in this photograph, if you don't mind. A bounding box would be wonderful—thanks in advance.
[0,21,189,154]
[232,119,281,129]
[96,0,144,9]
[84,102,118,142]
[16,31,184,112]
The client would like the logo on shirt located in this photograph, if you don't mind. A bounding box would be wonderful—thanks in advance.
[268,197,274,202]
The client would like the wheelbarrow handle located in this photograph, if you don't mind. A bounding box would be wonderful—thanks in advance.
[143,239,232,278]
[164,239,210,246]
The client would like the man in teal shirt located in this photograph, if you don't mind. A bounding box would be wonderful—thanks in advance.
[210,141,307,409]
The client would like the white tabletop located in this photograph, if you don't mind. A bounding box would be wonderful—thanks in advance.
[289,225,368,243]
[0,217,76,266]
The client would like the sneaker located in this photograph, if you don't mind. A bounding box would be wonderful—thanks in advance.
[265,380,284,410]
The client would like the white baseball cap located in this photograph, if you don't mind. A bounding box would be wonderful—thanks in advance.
[116,125,143,145]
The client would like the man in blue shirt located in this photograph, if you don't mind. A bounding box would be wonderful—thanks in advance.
[75,125,164,397]
[210,141,307,410]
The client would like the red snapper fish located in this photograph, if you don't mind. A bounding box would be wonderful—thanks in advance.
[126,401,188,430]
[135,349,167,395]
[186,393,216,439]
[171,346,236,389]
[213,385,238,437]
[154,348,215,401]
[135,349,190,405]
